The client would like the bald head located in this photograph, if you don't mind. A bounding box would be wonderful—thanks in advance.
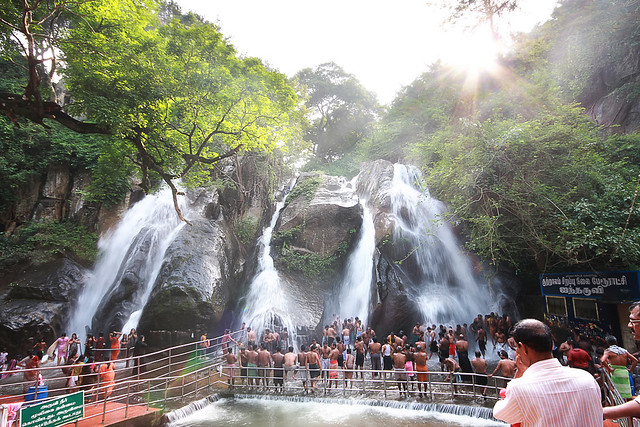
[511,319,553,354]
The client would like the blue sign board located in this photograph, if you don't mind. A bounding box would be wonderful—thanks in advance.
[540,271,640,301]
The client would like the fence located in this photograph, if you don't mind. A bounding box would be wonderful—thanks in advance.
[216,363,507,401]
[1,331,635,426]
[0,330,242,426]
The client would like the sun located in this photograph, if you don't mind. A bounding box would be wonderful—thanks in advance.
[439,27,501,73]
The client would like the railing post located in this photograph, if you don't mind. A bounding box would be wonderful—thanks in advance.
[125,382,130,418]
[164,378,168,408]
[383,369,386,399]
[101,389,108,424]
[169,348,172,376]
[146,380,150,411]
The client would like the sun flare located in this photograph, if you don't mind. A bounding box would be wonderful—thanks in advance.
[439,28,501,73]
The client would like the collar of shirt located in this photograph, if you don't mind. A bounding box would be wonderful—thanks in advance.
[520,357,562,378]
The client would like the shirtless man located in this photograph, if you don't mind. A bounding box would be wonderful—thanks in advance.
[262,329,274,353]
[344,348,355,388]
[321,343,332,380]
[298,345,308,392]
[223,348,237,386]
[428,327,437,360]
[271,348,285,392]
[477,327,487,358]
[489,350,517,388]
[239,346,248,385]
[393,346,408,396]
[199,332,209,359]
[354,337,365,379]
[601,335,638,399]
[307,344,322,391]
[329,343,341,388]
[444,356,462,393]
[342,325,351,349]
[414,343,428,397]
[327,324,337,346]
[471,350,488,396]
[257,343,271,389]
[246,345,259,388]
[284,346,297,382]
[369,338,382,378]
[495,329,507,355]
[438,333,450,371]
[247,328,256,348]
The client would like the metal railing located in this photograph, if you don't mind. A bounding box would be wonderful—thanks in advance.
[216,363,507,401]
[601,368,632,427]
[0,330,243,426]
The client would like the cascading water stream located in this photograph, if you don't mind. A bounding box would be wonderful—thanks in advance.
[388,164,497,325]
[241,186,297,346]
[337,201,376,326]
[67,188,193,343]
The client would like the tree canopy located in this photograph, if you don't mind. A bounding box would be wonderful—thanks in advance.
[0,0,303,222]
[295,62,379,164]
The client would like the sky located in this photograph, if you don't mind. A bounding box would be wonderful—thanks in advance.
[175,0,559,105]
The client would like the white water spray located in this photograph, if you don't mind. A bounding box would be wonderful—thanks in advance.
[388,164,497,326]
[241,187,297,346]
[337,201,376,326]
[67,188,193,343]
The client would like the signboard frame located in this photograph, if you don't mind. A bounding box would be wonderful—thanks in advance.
[19,390,84,427]
[540,270,640,301]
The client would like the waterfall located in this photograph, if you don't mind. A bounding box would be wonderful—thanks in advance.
[337,201,376,326]
[67,188,193,342]
[241,186,297,346]
[388,164,496,326]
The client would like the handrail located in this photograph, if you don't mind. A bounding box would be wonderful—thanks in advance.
[601,368,631,427]
[1,329,517,426]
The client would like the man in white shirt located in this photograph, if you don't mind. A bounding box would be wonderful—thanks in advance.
[605,301,640,420]
[493,318,602,427]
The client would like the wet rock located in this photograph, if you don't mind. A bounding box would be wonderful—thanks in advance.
[276,173,362,257]
[138,216,238,333]
[0,258,87,355]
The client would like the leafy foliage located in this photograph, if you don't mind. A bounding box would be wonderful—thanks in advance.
[235,215,258,245]
[295,62,379,163]
[0,0,304,222]
[285,175,322,206]
[0,220,98,268]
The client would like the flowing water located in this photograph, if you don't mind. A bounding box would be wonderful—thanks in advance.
[67,188,192,343]
[241,186,297,345]
[337,201,376,325]
[386,164,498,326]
[166,395,506,427]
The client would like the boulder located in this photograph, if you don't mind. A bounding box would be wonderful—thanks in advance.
[138,215,238,333]
[0,258,87,355]
[275,173,362,257]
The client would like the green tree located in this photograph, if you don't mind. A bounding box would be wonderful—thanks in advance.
[295,62,379,163]
[419,104,640,272]
[0,0,302,222]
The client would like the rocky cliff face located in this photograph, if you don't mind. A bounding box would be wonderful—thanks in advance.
[0,259,88,356]
[263,173,363,329]
[137,190,240,333]
[581,46,640,133]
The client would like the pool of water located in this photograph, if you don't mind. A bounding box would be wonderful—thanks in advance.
[167,396,507,427]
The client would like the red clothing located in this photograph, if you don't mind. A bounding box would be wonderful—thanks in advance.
[567,348,592,370]
[110,336,120,361]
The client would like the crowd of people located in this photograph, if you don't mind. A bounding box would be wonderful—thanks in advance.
[5,306,640,426]
[215,313,522,396]
[0,328,148,401]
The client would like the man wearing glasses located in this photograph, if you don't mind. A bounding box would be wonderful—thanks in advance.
[604,301,640,419]
[493,318,602,426]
